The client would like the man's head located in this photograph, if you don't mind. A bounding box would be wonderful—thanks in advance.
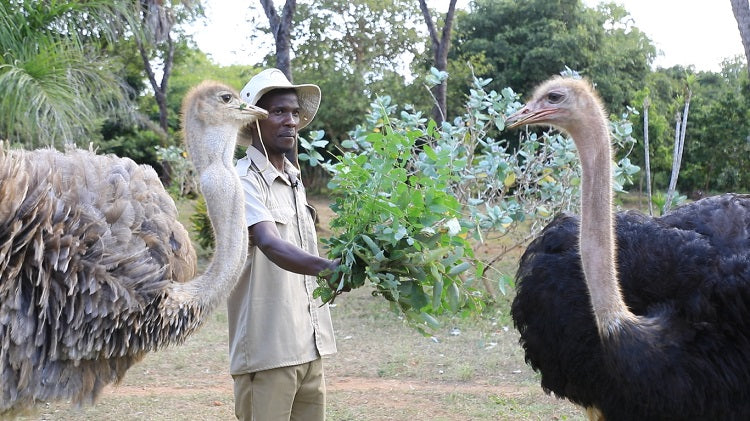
[241,68,319,122]
[237,69,320,148]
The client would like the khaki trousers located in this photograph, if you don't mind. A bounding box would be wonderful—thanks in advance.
[232,358,326,421]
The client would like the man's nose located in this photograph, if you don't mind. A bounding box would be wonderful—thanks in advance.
[282,112,298,126]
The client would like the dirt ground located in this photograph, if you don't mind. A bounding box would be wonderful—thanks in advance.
[16,196,585,421]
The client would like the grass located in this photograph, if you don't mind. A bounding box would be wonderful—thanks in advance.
[15,196,587,421]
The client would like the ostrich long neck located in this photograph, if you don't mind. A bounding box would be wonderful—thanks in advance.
[170,122,248,315]
[568,108,635,336]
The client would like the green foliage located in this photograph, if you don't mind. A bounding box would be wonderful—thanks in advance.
[290,0,428,143]
[0,1,139,146]
[678,59,750,192]
[650,190,687,216]
[298,130,329,167]
[451,0,655,115]
[630,60,750,194]
[95,123,161,164]
[155,145,197,197]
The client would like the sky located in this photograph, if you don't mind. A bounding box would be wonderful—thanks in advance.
[186,0,745,73]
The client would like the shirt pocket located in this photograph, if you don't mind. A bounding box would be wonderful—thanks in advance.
[269,206,294,226]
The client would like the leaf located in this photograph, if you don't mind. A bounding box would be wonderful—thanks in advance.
[429,263,443,285]
[535,205,551,218]
[432,278,443,310]
[420,312,441,329]
[360,234,381,256]
[503,172,516,187]
[447,261,471,277]
[311,140,329,148]
[447,282,460,313]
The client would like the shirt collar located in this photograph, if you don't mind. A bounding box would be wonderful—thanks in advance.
[246,146,300,187]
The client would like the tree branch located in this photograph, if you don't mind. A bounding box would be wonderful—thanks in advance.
[730,0,750,75]
[259,0,280,37]
[418,0,440,48]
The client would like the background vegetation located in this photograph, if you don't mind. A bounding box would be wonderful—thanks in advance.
[2,0,747,193]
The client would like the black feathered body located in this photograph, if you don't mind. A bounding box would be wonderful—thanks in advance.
[512,193,750,420]
[0,147,197,415]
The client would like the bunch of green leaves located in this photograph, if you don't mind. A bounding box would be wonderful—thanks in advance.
[438,75,639,244]
[315,109,483,330]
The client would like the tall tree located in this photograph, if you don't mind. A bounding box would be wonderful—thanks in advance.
[259,0,296,80]
[731,0,750,75]
[292,0,422,141]
[678,59,750,192]
[452,0,655,113]
[419,0,458,124]
[258,0,297,165]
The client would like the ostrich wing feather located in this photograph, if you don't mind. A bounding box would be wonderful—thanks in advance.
[0,147,196,415]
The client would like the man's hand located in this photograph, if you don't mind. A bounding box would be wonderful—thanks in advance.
[321,258,350,293]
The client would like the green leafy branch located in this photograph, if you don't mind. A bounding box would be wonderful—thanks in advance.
[312,105,483,330]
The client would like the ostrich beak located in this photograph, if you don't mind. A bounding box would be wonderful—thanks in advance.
[238,102,268,120]
[505,103,557,129]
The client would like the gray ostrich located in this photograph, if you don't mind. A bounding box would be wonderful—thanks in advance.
[0,81,267,416]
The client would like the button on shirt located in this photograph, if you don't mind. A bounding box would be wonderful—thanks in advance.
[227,146,337,374]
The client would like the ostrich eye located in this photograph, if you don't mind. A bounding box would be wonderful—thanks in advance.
[220,93,232,103]
[547,92,563,103]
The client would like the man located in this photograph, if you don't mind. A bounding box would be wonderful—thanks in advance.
[228,68,338,421]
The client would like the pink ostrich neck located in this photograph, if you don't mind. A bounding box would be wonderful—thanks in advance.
[567,106,635,336]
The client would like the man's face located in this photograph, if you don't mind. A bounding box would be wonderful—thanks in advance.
[255,90,300,155]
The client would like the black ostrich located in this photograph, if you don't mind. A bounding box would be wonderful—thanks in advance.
[506,76,750,420]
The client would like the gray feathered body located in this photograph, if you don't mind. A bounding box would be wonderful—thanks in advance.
[0,146,198,415]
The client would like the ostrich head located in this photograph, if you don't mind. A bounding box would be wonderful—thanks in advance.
[181,80,268,126]
[180,81,268,173]
[505,77,609,146]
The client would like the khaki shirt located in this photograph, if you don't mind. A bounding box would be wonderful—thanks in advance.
[227,146,337,374]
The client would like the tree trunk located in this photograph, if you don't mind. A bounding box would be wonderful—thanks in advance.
[138,36,172,140]
[730,0,750,76]
[419,0,458,125]
[642,97,653,216]
[663,91,691,214]
[259,0,298,166]
[259,0,295,80]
